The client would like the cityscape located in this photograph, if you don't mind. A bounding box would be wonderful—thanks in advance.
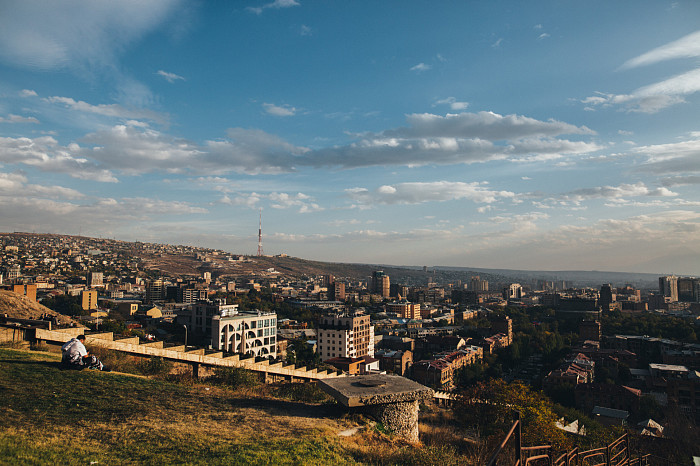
[1,230,700,462]
[2,1,700,464]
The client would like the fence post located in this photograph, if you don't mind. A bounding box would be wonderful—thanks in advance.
[515,412,522,465]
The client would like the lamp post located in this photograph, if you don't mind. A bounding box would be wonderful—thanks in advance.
[183,324,188,348]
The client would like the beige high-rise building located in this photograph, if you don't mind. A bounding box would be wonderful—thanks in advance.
[370,271,390,298]
[81,290,98,311]
[659,276,678,303]
[145,279,165,303]
[386,301,421,319]
[469,276,488,292]
[317,312,374,362]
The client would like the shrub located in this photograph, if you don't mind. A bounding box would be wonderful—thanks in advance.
[212,367,261,388]
[30,341,50,352]
[137,357,172,377]
[89,346,139,374]
[272,382,333,403]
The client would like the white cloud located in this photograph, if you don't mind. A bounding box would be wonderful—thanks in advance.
[269,192,322,213]
[19,89,37,97]
[410,63,431,72]
[0,114,39,124]
[300,25,312,36]
[263,103,296,116]
[487,212,549,233]
[661,175,700,187]
[633,138,700,175]
[538,33,550,40]
[0,196,206,236]
[561,182,677,202]
[219,190,321,213]
[247,0,300,15]
[76,125,308,175]
[583,31,700,113]
[434,97,469,111]
[492,38,503,48]
[0,110,600,178]
[157,70,185,83]
[0,1,182,71]
[298,111,598,169]
[621,30,700,69]
[392,111,595,139]
[345,181,516,206]
[0,135,117,182]
[45,95,166,124]
[0,171,84,199]
[79,125,202,174]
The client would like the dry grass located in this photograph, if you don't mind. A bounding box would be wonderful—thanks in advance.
[0,347,497,464]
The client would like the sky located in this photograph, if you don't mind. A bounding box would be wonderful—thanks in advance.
[1,1,699,275]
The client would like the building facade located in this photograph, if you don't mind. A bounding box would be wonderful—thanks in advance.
[81,289,98,310]
[211,306,277,358]
[317,312,374,361]
[659,275,679,303]
[370,271,390,298]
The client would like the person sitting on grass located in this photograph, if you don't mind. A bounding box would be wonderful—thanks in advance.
[61,335,110,372]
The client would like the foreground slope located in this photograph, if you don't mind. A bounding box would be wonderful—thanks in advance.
[0,348,476,465]
[0,348,359,465]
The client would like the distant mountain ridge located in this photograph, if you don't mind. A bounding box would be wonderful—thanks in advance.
[1,231,670,289]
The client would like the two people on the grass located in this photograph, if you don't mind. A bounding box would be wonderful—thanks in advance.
[61,335,110,372]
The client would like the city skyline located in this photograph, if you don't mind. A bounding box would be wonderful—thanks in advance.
[0,1,699,275]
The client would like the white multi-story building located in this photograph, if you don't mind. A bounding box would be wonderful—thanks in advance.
[317,312,374,362]
[211,306,277,358]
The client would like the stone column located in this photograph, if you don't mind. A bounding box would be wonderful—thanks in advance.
[366,399,420,442]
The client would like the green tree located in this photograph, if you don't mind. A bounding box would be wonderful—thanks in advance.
[41,294,84,316]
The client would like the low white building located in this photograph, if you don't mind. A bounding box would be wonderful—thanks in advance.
[211,306,277,358]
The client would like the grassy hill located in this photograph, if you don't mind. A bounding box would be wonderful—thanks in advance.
[0,347,479,465]
[0,290,82,326]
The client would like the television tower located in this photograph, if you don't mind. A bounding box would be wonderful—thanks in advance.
[257,208,264,256]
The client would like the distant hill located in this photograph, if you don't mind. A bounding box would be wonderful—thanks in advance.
[2,231,667,289]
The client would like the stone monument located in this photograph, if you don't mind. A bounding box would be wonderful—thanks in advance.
[319,374,433,442]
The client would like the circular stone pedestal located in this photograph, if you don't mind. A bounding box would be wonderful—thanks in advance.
[366,399,420,441]
[319,375,433,443]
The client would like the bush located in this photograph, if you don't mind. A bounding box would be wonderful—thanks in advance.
[89,346,139,374]
[212,367,261,388]
[137,357,172,377]
[30,341,50,352]
[272,382,333,403]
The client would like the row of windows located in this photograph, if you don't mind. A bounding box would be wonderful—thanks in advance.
[250,318,276,329]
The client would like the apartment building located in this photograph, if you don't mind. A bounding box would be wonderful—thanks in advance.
[317,312,374,361]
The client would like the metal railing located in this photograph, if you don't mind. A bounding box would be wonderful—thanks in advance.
[488,419,655,466]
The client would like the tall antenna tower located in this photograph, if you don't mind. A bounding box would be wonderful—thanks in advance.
[257,208,264,256]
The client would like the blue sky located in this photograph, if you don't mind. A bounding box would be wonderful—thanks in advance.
[1,1,699,274]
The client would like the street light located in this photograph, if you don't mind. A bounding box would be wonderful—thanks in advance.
[183,324,188,348]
